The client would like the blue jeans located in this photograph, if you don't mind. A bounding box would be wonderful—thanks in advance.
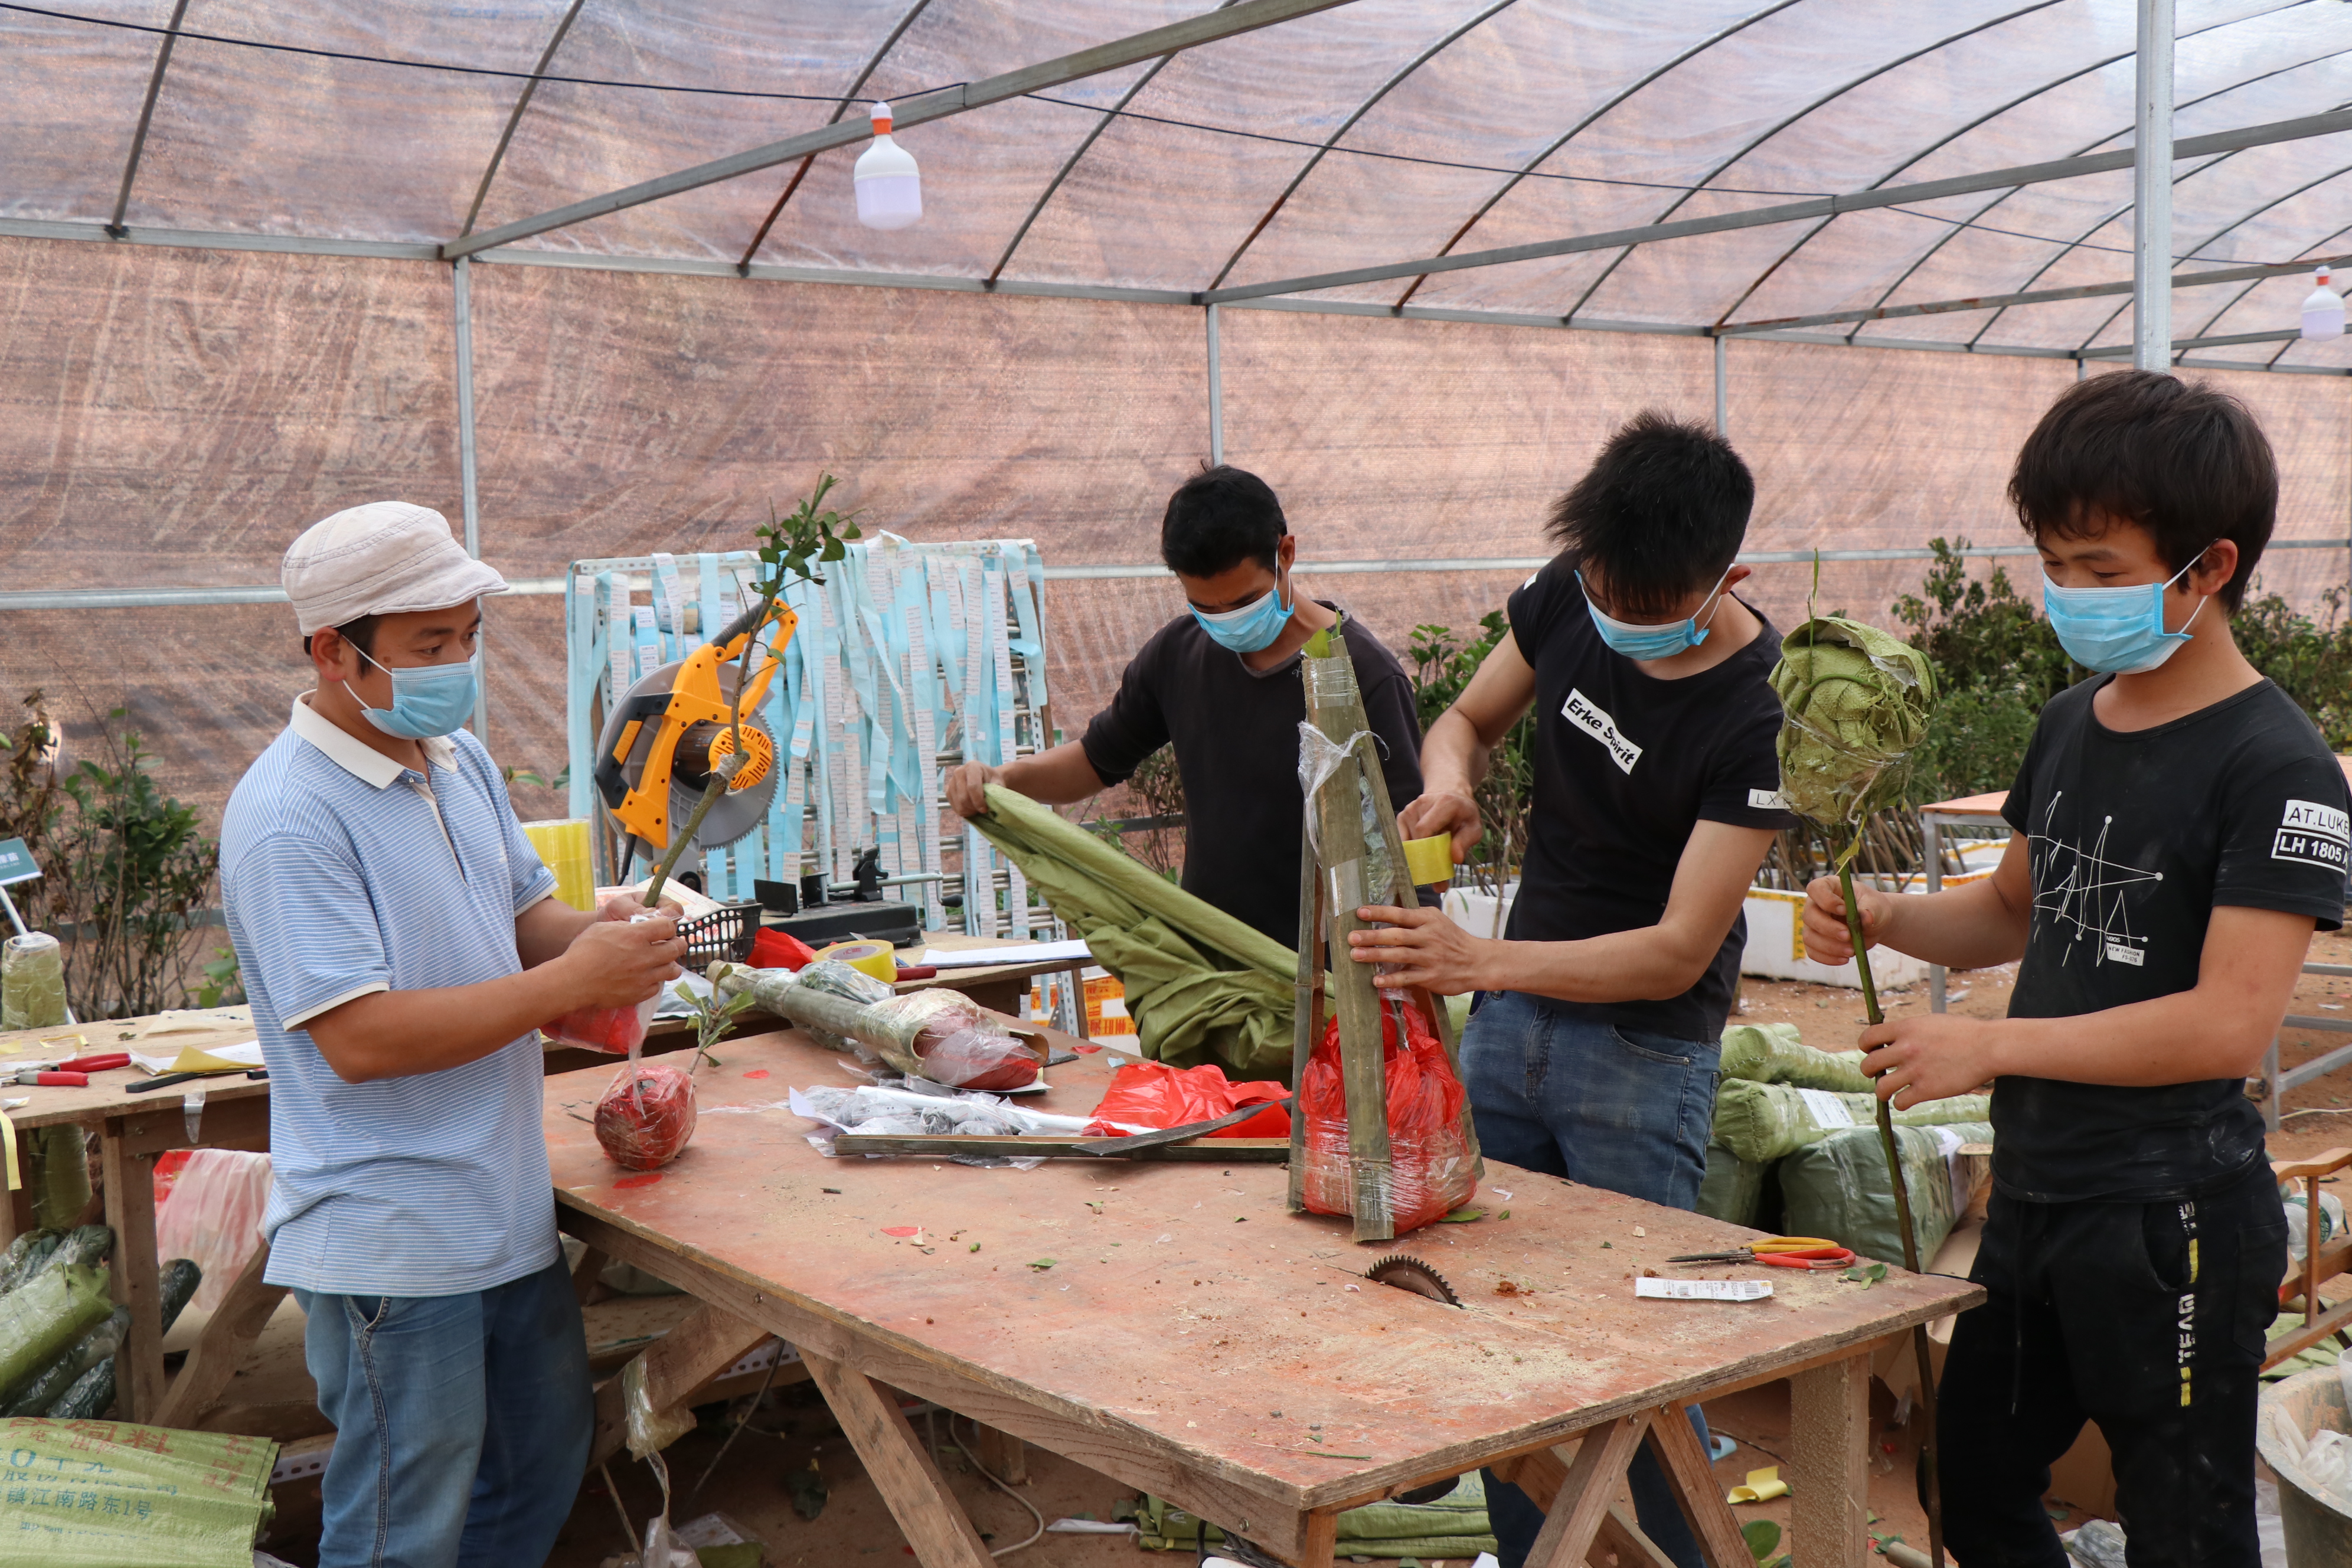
[1461,990,1722,1568]
[295,1255,594,1568]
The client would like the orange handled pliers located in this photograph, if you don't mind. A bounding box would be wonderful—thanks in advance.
[1666,1236,1859,1270]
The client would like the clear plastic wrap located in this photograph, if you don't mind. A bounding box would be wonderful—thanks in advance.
[713,962,1038,1089]
[596,1063,700,1171]
[1299,999,1477,1234]
[543,992,659,1056]
[789,1082,1125,1167]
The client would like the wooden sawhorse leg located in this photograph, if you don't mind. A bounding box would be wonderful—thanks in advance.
[803,1350,994,1568]
[1494,1403,1754,1568]
[100,1133,163,1422]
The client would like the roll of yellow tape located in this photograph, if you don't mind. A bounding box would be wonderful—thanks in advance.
[814,940,899,984]
[1402,834,1454,887]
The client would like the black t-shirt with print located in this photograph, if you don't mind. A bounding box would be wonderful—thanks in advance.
[1502,560,1798,1041]
[1080,603,1425,949]
[1996,677,2350,1203]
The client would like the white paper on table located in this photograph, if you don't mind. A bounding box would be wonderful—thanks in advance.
[1634,1276,1773,1302]
[921,938,1090,969]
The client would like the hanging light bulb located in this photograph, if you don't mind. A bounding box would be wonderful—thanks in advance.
[2302,266,2344,341]
[854,101,922,231]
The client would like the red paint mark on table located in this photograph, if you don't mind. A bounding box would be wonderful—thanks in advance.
[1073,1043,1102,1054]
[881,1226,921,1237]
[743,1069,770,1079]
[614,1172,664,1190]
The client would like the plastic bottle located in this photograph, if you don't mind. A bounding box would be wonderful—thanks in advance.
[854,102,922,230]
[2302,267,2344,341]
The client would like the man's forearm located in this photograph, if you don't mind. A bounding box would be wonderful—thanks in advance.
[1984,987,2278,1087]
[1000,740,1108,806]
[1419,708,1491,798]
[1877,879,2031,971]
[1480,926,1719,1006]
[306,964,579,1084]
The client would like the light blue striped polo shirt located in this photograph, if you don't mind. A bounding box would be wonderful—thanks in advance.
[220,694,560,1296]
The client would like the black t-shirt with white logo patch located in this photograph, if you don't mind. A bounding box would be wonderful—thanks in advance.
[1502,560,1797,1041]
[1997,677,2348,1203]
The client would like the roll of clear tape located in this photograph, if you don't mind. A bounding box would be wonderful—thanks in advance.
[1,933,67,1031]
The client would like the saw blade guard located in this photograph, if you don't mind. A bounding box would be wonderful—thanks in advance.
[594,638,785,852]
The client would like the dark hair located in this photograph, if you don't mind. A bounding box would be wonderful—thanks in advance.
[1546,411,1753,616]
[1161,465,1286,578]
[302,615,381,661]
[2008,370,2275,612]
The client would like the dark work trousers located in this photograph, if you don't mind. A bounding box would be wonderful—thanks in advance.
[1935,1159,2286,1567]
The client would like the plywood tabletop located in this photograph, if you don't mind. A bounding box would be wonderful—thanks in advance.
[0,1017,266,1131]
[545,1023,1981,1513]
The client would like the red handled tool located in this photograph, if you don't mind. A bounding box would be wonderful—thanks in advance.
[1666,1236,1858,1270]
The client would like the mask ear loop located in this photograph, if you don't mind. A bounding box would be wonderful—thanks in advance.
[2164,545,2217,639]
[1693,564,1734,633]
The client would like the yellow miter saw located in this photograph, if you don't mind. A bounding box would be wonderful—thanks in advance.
[594,600,796,878]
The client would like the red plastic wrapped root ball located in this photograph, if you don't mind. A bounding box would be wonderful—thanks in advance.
[1300,1000,1476,1233]
[596,1063,699,1171]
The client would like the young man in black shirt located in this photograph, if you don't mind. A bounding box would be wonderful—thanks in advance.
[1353,413,1796,1568]
[945,465,1422,949]
[1806,371,2344,1566]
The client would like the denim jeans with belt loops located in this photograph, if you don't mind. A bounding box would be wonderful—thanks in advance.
[1459,988,1723,1568]
[294,1253,593,1568]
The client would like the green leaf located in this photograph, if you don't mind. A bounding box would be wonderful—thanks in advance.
[1740,1518,1782,1560]
[1436,1208,1486,1223]
[1027,1257,1055,1270]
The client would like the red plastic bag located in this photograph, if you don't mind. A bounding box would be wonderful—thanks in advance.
[152,1151,194,1208]
[596,1063,699,1171]
[1086,1061,1291,1139]
[748,927,817,971]
[1299,1000,1476,1234]
[544,993,659,1055]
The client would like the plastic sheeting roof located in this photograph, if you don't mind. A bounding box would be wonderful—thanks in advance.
[5,0,2352,364]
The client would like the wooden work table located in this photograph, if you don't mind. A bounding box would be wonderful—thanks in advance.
[548,1023,1981,1567]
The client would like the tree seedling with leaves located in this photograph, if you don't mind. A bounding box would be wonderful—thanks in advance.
[639,476,859,911]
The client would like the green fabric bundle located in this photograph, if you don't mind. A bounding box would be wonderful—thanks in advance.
[1713,1077,1990,1164]
[1133,1471,1497,1559]
[1769,617,1935,828]
[968,783,1296,1079]
[1718,1022,1873,1093]
[1779,1121,1991,1268]
[0,1418,278,1565]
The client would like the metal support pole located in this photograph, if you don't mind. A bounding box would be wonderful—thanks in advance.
[453,256,488,741]
[1206,302,1225,465]
[1713,333,1729,437]
[2133,0,2175,373]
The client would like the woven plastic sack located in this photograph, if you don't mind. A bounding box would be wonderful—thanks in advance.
[597,1063,699,1171]
[1301,1001,1476,1234]
[1712,1077,1991,1165]
[1778,1121,1991,1268]
[1,932,67,1030]
[0,1264,112,1406]
[153,1150,270,1312]
[1086,1060,1291,1139]
[1769,617,1936,828]
[0,1418,277,1566]
[1717,1022,1874,1092]
[1696,1142,1769,1228]
[24,1125,91,1233]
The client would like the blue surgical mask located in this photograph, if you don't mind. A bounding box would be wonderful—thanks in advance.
[354,647,479,740]
[1578,567,1730,661]
[2040,553,2210,675]
[1190,570,1296,654]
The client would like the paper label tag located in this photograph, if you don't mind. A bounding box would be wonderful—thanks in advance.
[1561,688,1641,775]
[1795,1087,1856,1128]
[1749,788,1792,811]
[1636,1277,1772,1302]
[2103,940,2144,967]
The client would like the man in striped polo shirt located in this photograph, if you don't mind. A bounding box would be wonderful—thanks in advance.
[221,501,687,1568]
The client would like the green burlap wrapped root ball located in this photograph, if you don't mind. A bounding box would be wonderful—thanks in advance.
[1769,617,1936,828]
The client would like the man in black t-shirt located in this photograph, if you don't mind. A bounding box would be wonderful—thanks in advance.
[1807,372,2344,1567]
[945,465,1422,949]
[1351,413,1795,1568]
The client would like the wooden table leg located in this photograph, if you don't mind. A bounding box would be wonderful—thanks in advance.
[155,1236,287,1430]
[1296,1505,1342,1568]
[571,1243,609,1307]
[1527,1413,1649,1568]
[1598,1504,1679,1568]
[803,1350,994,1568]
[1644,1404,1753,1568]
[587,1301,769,1469]
[971,1422,1028,1485]
[100,1130,162,1423]
[1789,1351,1873,1568]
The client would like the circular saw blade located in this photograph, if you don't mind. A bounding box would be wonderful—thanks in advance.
[596,659,780,850]
[1364,1254,1461,1306]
